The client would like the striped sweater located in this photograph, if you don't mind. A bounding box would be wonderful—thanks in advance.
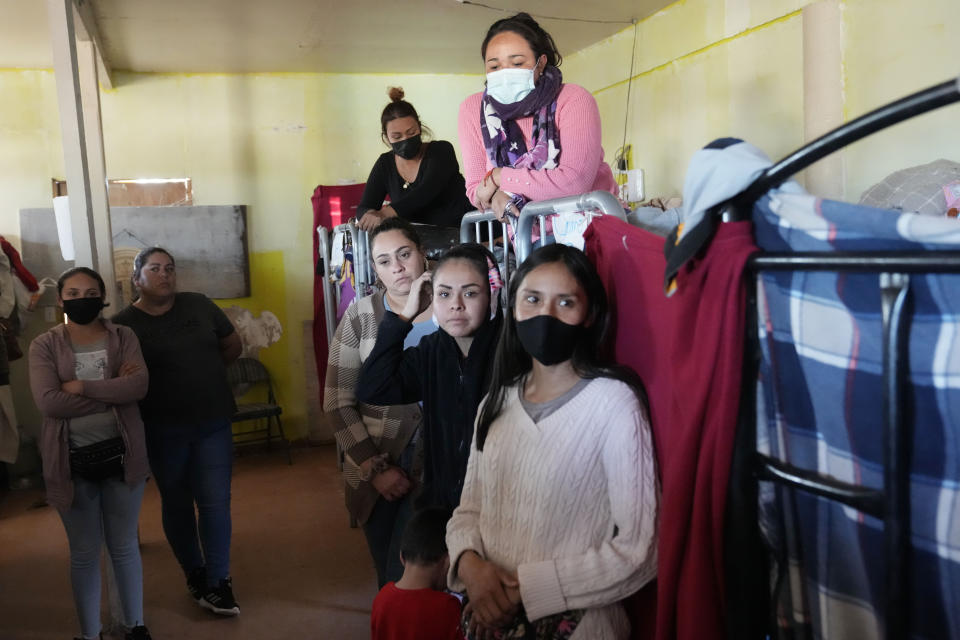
[323,291,423,525]
[447,377,658,639]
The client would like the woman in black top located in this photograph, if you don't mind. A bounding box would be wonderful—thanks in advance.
[112,247,243,619]
[356,243,502,512]
[356,87,473,231]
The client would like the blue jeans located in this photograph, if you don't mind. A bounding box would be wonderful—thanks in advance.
[59,476,146,639]
[145,419,233,586]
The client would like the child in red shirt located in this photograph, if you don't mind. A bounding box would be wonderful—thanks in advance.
[371,508,465,640]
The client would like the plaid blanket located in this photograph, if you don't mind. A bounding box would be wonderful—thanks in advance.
[752,190,960,639]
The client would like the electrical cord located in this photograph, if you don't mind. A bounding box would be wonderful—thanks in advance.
[618,20,639,167]
[458,0,633,25]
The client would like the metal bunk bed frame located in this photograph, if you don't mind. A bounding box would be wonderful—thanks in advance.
[722,76,960,640]
[459,189,628,285]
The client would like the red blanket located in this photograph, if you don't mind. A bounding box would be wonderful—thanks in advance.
[584,216,756,639]
[311,184,365,388]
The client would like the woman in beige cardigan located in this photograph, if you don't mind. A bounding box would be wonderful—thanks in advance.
[324,217,436,588]
[28,267,151,640]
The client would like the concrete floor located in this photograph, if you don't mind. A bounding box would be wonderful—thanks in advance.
[0,445,377,640]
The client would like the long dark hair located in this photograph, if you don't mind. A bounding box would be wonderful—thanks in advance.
[481,12,563,68]
[475,244,645,451]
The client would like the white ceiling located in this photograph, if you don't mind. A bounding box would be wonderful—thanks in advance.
[0,0,672,75]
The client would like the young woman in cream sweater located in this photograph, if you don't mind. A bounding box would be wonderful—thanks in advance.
[447,244,658,640]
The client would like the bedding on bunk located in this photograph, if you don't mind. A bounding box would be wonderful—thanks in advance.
[752,190,960,639]
[859,159,960,217]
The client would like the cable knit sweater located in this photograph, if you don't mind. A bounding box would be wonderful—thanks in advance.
[446,377,658,639]
[457,83,618,208]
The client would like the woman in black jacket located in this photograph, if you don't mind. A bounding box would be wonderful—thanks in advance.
[356,87,473,231]
[356,244,502,511]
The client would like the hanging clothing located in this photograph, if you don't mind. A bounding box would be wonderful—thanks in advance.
[0,250,18,369]
[583,214,757,640]
[0,235,39,293]
[335,248,358,321]
[0,251,15,321]
[662,138,802,295]
[312,182,367,392]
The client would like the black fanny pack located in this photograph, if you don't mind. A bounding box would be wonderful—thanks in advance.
[70,437,126,481]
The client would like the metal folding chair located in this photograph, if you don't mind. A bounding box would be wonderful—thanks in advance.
[226,357,292,465]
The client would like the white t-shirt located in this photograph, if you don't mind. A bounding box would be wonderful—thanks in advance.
[69,338,120,448]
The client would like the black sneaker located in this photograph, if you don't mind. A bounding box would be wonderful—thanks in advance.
[125,626,152,640]
[186,566,206,602]
[199,577,240,616]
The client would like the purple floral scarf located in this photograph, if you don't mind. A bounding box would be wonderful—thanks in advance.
[481,66,563,175]
[480,66,564,247]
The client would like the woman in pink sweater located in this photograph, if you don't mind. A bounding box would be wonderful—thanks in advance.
[458,12,617,226]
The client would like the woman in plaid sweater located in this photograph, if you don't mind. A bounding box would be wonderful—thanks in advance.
[324,218,436,588]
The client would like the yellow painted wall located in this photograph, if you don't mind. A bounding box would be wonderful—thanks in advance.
[841,0,959,198]
[564,0,958,201]
[0,69,65,241]
[2,1,955,442]
[216,250,289,414]
[0,70,483,441]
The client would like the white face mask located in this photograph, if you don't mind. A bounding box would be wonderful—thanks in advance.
[486,67,536,105]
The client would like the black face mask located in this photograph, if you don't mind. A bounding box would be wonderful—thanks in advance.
[62,297,106,325]
[391,134,422,160]
[515,314,584,366]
